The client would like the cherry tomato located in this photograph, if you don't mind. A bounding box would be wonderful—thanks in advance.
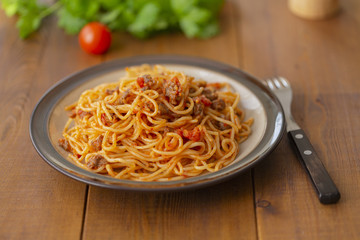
[79,22,111,54]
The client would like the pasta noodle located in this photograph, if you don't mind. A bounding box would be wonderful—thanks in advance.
[58,65,253,181]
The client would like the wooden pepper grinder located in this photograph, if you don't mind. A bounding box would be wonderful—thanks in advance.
[288,0,340,20]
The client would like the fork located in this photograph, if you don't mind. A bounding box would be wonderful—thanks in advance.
[264,77,340,204]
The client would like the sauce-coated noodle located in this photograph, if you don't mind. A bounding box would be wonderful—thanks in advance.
[58,65,253,181]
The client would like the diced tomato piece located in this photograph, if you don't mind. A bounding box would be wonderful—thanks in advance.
[68,109,77,118]
[175,126,203,142]
[175,129,183,137]
[137,77,145,88]
[199,95,212,106]
[172,77,180,86]
[101,113,111,126]
[187,126,203,142]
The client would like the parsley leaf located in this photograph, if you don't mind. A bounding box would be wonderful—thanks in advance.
[16,12,41,38]
[1,0,224,39]
[57,7,86,34]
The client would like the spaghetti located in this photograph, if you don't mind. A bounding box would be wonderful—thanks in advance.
[58,65,253,181]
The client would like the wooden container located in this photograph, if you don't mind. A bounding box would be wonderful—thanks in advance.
[288,0,340,20]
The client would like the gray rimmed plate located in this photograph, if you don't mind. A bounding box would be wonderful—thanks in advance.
[29,55,285,191]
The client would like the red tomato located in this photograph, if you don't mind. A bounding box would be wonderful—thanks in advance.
[176,126,203,142]
[79,22,111,54]
[199,95,212,106]
[137,76,145,88]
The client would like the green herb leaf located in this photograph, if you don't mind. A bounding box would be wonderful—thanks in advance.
[170,0,198,16]
[1,0,224,39]
[99,6,126,30]
[128,3,161,38]
[179,7,218,38]
[57,7,87,34]
[1,0,21,16]
[16,13,41,38]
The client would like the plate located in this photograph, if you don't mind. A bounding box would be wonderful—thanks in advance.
[29,55,285,191]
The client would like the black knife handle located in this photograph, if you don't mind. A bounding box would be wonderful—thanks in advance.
[288,129,340,204]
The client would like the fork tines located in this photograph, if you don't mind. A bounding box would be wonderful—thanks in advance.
[266,77,290,89]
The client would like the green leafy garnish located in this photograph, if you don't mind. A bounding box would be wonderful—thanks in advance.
[0,0,224,39]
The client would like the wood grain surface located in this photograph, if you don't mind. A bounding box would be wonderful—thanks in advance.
[0,14,88,240]
[238,0,360,239]
[0,0,359,239]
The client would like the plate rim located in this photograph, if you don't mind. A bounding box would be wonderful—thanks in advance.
[29,55,285,191]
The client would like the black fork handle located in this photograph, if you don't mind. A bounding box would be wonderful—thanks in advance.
[288,129,341,204]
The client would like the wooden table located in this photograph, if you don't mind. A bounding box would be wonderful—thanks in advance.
[1,0,359,239]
